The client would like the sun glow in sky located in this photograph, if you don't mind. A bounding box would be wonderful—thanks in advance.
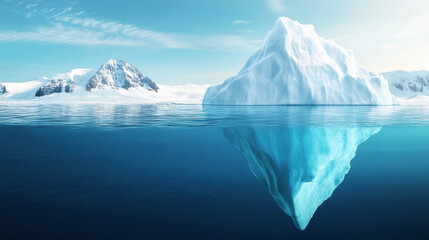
[1,0,429,84]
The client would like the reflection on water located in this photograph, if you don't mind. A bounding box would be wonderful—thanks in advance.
[0,103,429,127]
[223,126,381,230]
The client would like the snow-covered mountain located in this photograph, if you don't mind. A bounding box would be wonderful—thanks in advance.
[34,59,158,97]
[203,17,396,105]
[86,59,159,92]
[381,70,429,98]
[0,81,44,100]
[35,69,96,97]
[0,83,7,95]
[0,59,209,103]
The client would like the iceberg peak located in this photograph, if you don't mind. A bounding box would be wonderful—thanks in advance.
[272,17,316,37]
[203,17,396,105]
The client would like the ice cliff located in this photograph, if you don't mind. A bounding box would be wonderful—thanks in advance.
[203,17,396,105]
[222,126,381,230]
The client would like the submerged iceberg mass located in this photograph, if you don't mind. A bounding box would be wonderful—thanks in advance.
[222,126,381,230]
[203,17,396,105]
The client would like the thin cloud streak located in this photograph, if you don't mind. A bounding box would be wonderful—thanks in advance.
[0,4,262,51]
[53,10,186,49]
[0,23,261,51]
[25,3,38,9]
[233,20,251,24]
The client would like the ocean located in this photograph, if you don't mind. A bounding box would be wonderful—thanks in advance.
[0,104,428,239]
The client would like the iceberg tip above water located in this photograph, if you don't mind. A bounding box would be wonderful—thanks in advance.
[203,17,397,106]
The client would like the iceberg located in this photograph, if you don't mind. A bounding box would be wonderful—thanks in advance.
[222,126,381,230]
[203,17,396,105]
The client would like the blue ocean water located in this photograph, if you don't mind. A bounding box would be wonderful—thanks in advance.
[0,104,429,239]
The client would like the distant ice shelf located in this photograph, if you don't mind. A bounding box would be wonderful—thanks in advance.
[0,81,210,104]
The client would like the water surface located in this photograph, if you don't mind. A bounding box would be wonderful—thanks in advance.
[0,104,428,239]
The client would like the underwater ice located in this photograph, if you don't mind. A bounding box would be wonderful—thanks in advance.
[222,126,381,230]
[203,17,396,105]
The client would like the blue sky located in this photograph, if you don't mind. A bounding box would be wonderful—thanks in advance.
[1,0,429,84]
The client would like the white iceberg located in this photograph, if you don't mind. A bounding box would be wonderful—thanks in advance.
[203,17,396,105]
[222,126,381,230]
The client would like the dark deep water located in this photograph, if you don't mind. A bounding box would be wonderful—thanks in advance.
[0,104,429,239]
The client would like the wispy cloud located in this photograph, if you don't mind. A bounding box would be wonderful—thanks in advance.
[51,9,186,48]
[25,3,38,9]
[233,20,251,24]
[0,23,261,51]
[0,23,143,46]
[0,3,261,51]
[266,0,287,14]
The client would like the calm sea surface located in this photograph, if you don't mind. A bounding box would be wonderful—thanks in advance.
[0,103,428,239]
